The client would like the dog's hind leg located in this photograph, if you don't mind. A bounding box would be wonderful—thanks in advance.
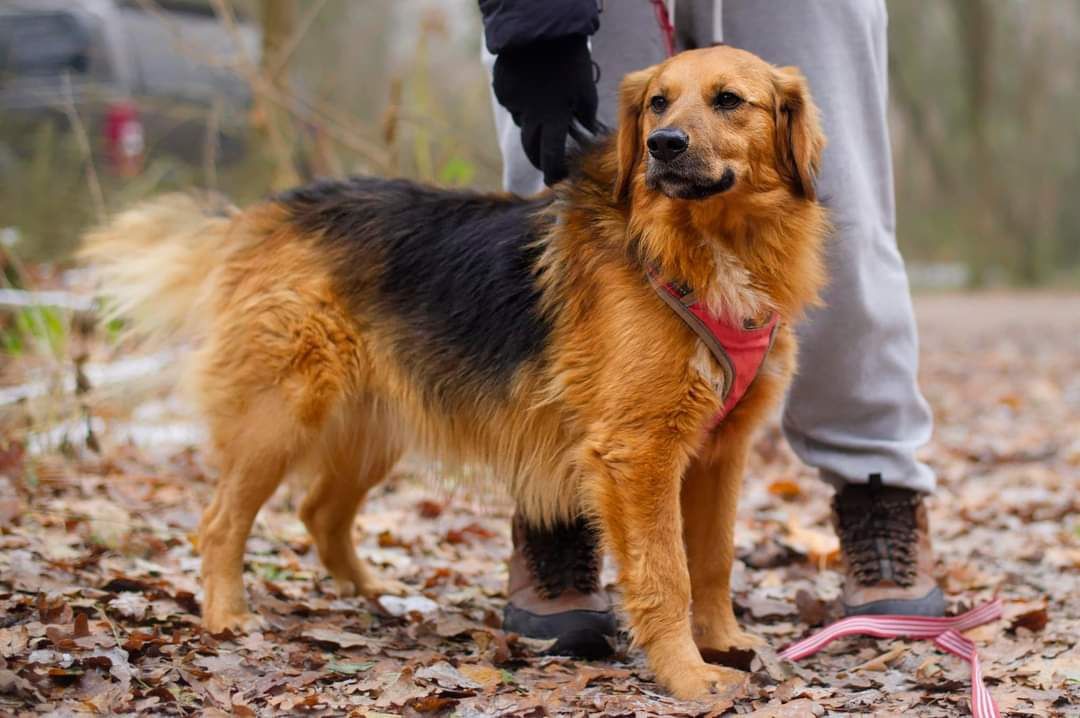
[197,391,308,634]
[299,408,406,598]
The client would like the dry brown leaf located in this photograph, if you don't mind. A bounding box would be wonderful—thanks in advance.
[768,478,803,500]
[301,627,384,651]
[1006,601,1050,633]
[794,588,828,626]
[783,517,840,568]
[854,644,907,672]
[457,663,503,690]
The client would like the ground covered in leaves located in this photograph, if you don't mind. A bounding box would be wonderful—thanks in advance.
[1,292,1078,716]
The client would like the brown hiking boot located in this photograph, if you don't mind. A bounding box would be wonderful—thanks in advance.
[503,513,616,658]
[832,474,946,616]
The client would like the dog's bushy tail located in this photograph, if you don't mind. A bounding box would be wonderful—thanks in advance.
[80,193,237,342]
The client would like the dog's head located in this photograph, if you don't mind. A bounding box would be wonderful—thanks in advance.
[614,45,824,205]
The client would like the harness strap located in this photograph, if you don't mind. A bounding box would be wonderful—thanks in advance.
[645,266,779,424]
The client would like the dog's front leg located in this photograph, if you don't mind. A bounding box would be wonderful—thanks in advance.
[683,431,763,662]
[583,435,747,702]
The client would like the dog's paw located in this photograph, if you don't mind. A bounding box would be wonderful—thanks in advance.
[663,661,748,702]
[694,622,764,650]
[360,576,410,598]
[203,610,265,635]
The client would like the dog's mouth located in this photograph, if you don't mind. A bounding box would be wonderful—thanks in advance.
[647,167,736,200]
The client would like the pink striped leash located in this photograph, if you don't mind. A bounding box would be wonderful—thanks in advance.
[779,598,1004,718]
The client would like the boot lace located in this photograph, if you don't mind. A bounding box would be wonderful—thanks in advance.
[521,517,602,599]
[833,475,920,587]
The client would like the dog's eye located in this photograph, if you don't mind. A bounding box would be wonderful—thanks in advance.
[714,91,743,110]
[649,95,668,114]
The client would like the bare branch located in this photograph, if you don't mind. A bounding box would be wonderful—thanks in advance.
[60,73,107,223]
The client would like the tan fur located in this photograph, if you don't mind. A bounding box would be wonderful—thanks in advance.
[80,194,238,342]
[83,46,828,701]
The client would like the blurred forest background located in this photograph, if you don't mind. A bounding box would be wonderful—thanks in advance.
[1,0,1079,288]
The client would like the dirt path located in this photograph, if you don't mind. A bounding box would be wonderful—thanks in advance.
[2,292,1077,716]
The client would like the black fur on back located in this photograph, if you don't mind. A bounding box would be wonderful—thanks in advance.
[276,176,554,408]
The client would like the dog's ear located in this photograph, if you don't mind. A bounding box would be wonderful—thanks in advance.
[613,67,655,203]
[772,66,825,201]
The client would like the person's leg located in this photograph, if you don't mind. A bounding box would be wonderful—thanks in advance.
[674,0,721,50]
[483,0,670,654]
[722,1,933,493]
[722,1,942,615]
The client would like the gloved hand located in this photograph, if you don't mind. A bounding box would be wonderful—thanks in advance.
[492,34,599,186]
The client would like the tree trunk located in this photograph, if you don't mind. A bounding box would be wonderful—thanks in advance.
[256,0,300,190]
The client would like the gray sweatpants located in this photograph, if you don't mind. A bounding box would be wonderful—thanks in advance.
[483,0,935,493]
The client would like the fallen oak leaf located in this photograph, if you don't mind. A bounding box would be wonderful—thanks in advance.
[1016,653,1080,690]
[740,698,823,717]
[287,649,327,670]
[739,589,797,621]
[782,517,840,569]
[0,669,39,700]
[415,661,481,691]
[422,566,454,589]
[470,628,512,665]
[377,530,411,549]
[1006,601,1049,633]
[73,612,90,638]
[404,695,458,715]
[794,588,828,627]
[430,613,476,638]
[457,663,504,690]
[301,627,385,651]
[415,499,445,519]
[568,665,633,692]
[915,655,942,680]
[773,676,808,703]
[326,659,375,675]
[46,613,97,649]
[378,594,439,618]
[853,643,907,672]
[767,478,802,500]
[109,592,149,620]
[374,667,434,709]
[444,522,497,545]
[750,644,795,683]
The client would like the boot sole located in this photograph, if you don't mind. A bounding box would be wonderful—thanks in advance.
[502,604,617,659]
[843,586,947,617]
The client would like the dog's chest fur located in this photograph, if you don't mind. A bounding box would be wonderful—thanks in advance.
[688,245,774,401]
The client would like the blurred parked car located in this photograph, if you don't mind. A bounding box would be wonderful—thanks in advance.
[0,0,260,171]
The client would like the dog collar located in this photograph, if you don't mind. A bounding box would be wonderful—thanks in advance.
[646,265,779,425]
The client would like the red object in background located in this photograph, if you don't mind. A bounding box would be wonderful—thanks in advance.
[104,100,145,176]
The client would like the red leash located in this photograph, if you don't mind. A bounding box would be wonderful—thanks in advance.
[650,0,676,57]
[780,599,1004,717]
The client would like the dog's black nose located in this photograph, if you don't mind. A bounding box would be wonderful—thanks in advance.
[647,128,689,162]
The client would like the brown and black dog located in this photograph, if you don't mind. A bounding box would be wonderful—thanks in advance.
[82,45,827,700]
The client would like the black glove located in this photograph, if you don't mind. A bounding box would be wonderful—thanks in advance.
[492,34,598,186]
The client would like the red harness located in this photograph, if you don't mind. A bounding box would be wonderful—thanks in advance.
[646,267,779,426]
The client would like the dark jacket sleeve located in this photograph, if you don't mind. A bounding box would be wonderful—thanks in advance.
[479,0,600,54]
